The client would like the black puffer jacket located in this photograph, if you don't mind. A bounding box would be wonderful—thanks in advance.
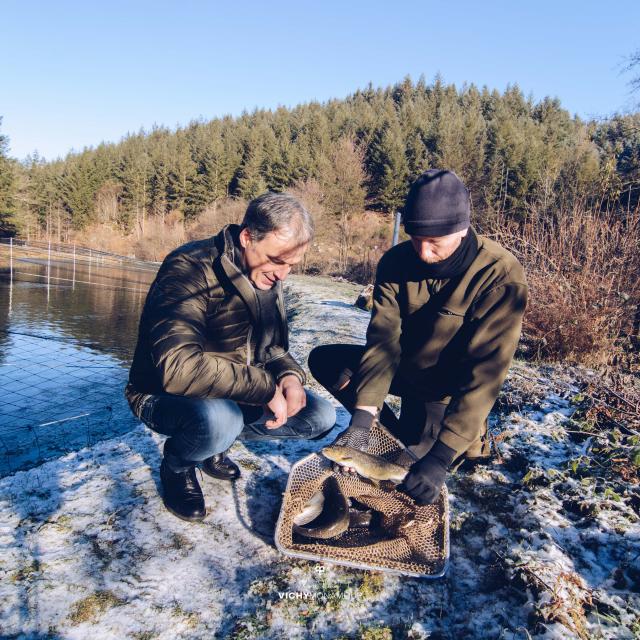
[125,224,306,417]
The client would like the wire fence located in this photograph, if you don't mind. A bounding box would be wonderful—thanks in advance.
[0,237,160,271]
[0,240,158,476]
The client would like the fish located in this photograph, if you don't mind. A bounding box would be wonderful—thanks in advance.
[348,507,374,528]
[321,445,408,485]
[292,475,350,539]
[359,492,441,552]
[356,493,418,537]
[292,489,325,527]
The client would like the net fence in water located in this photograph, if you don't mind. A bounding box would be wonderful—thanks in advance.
[0,240,156,477]
[0,237,159,273]
[0,329,140,476]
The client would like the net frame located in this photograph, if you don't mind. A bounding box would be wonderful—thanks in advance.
[275,421,449,578]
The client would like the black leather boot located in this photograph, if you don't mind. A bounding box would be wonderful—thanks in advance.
[160,458,206,522]
[201,451,241,480]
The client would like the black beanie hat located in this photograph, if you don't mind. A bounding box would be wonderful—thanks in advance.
[402,169,470,236]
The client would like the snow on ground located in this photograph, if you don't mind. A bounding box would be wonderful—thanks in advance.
[0,275,638,639]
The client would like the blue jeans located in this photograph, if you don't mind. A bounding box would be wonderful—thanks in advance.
[138,390,337,471]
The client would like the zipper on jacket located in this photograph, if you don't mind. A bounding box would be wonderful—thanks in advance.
[276,283,289,351]
[245,326,253,366]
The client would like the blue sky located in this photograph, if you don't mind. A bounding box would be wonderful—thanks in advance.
[2,0,639,161]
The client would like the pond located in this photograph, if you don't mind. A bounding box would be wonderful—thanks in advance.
[0,250,157,476]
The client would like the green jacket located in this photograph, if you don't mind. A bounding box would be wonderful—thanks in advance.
[355,229,527,457]
[125,224,305,417]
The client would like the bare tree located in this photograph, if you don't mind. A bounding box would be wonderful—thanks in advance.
[623,48,640,104]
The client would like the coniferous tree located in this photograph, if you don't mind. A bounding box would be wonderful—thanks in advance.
[13,76,639,240]
[368,115,409,213]
[119,134,151,234]
[58,151,104,230]
[185,122,232,218]
[0,118,16,236]
[166,132,197,218]
[592,114,640,212]
[236,127,267,199]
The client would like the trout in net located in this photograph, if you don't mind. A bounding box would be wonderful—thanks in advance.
[292,475,350,539]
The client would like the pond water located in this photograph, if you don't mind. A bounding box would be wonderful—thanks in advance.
[0,254,157,476]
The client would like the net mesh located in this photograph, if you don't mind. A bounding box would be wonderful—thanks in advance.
[0,329,135,475]
[0,240,153,476]
[275,421,448,577]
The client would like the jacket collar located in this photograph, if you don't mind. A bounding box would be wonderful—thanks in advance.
[212,224,286,333]
[212,224,259,325]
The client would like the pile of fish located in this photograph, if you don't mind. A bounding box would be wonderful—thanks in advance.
[291,445,417,543]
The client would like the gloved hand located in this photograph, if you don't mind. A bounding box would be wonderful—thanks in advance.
[398,440,456,505]
[331,409,375,450]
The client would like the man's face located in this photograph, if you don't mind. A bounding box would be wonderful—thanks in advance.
[238,227,309,290]
[409,228,468,264]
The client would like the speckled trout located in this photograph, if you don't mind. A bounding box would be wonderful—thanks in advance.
[292,475,350,539]
[321,445,408,484]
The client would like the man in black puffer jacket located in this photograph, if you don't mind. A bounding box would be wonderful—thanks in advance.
[125,192,336,521]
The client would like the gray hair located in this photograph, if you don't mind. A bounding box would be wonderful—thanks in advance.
[242,192,314,244]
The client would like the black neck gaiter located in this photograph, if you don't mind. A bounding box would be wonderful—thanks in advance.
[412,227,479,280]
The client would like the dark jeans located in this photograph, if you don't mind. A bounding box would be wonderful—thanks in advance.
[308,344,449,460]
[138,390,337,472]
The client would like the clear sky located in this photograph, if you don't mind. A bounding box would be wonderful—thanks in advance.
[1,0,639,161]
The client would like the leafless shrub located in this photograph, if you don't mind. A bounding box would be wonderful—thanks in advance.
[133,213,185,261]
[492,206,640,367]
[186,197,246,240]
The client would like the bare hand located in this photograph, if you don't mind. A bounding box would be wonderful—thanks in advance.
[278,375,306,418]
[265,385,288,428]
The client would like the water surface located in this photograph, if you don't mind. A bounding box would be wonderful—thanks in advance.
[0,253,157,475]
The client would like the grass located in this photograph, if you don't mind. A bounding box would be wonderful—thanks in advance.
[236,457,262,472]
[68,590,126,625]
[248,570,290,597]
[171,602,200,629]
[11,559,41,583]
[358,626,394,640]
[357,573,385,599]
[226,613,270,640]
[169,532,193,551]
[51,514,73,531]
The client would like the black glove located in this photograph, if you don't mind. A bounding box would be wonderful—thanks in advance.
[331,409,375,450]
[398,440,456,505]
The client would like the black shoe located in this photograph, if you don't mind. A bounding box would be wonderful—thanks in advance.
[201,452,241,480]
[160,458,206,522]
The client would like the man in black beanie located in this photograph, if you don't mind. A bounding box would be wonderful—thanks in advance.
[308,169,527,504]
